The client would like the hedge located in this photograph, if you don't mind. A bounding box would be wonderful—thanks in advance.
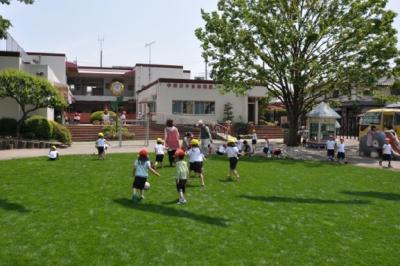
[49,120,72,145]
[22,115,53,140]
[0,118,17,136]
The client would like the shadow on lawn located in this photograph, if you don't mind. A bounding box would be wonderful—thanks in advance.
[239,195,370,205]
[0,199,30,213]
[113,198,229,227]
[210,155,325,168]
[341,191,400,201]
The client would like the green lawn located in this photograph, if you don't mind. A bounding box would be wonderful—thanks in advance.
[0,154,399,265]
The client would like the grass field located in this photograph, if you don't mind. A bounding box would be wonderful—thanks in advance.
[1,154,399,265]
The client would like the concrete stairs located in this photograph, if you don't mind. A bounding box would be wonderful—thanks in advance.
[67,124,200,142]
[253,125,284,139]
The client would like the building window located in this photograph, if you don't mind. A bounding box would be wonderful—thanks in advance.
[172,101,215,115]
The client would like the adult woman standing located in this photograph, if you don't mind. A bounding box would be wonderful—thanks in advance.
[164,119,180,167]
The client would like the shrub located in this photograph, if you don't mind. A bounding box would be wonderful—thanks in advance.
[102,125,134,140]
[90,111,117,123]
[232,122,248,136]
[0,118,17,136]
[22,115,53,140]
[49,120,72,145]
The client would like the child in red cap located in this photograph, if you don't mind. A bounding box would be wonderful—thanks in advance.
[175,149,189,204]
[132,148,160,202]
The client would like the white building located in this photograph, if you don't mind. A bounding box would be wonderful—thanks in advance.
[136,75,267,125]
[0,50,68,121]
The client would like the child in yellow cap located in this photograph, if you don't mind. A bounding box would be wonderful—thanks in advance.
[95,132,109,160]
[186,139,206,186]
[226,138,240,181]
[154,138,165,168]
[48,145,59,160]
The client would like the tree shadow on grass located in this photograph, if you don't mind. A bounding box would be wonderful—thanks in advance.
[210,155,326,168]
[0,199,30,213]
[113,198,229,227]
[239,195,370,205]
[341,191,400,201]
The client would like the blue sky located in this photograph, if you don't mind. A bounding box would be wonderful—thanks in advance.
[2,0,400,77]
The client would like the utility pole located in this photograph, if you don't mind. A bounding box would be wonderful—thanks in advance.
[145,41,155,83]
[98,36,104,67]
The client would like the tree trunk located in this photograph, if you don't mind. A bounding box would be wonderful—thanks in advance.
[287,112,300,146]
[16,113,27,138]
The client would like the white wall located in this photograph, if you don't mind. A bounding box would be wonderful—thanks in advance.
[141,82,248,124]
[0,97,20,120]
[0,56,21,69]
[135,65,187,91]
[27,54,66,84]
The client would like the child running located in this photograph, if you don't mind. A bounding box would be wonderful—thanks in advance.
[48,145,59,160]
[95,132,110,160]
[154,138,165,168]
[187,139,206,187]
[132,148,160,202]
[182,132,193,151]
[226,138,240,181]
[175,149,189,204]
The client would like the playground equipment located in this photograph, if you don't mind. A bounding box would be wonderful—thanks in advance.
[306,102,341,148]
[359,129,400,159]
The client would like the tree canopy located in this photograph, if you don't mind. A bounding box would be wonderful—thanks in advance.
[196,0,399,145]
[0,0,34,39]
[0,69,67,136]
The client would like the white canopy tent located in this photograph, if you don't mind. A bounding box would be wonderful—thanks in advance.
[306,102,341,143]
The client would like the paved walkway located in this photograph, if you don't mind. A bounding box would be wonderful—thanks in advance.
[0,138,398,171]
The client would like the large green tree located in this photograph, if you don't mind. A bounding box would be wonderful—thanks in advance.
[0,0,33,39]
[0,69,67,136]
[196,0,399,146]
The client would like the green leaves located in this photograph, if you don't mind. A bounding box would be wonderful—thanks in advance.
[0,0,34,39]
[0,69,67,135]
[196,0,398,145]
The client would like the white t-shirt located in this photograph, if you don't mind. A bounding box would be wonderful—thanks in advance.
[382,144,392,155]
[252,133,257,140]
[96,138,106,147]
[102,113,110,122]
[326,140,336,150]
[154,144,165,155]
[237,140,243,151]
[134,160,151,177]
[48,150,59,159]
[337,143,345,153]
[264,141,270,148]
[218,145,226,153]
[187,147,204,162]
[226,146,239,158]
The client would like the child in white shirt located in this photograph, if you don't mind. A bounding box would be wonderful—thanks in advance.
[154,138,165,168]
[336,138,347,164]
[226,138,240,181]
[217,144,226,155]
[95,132,110,160]
[326,136,336,161]
[251,129,257,154]
[263,138,270,156]
[48,145,59,160]
[236,136,244,152]
[186,139,205,187]
[379,139,393,168]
